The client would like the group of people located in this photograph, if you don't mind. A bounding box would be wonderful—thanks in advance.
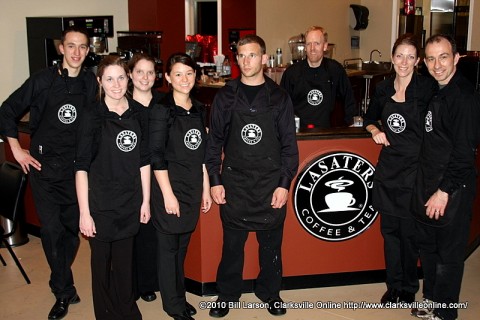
[0,22,479,320]
[0,26,211,320]
[364,33,480,320]
[0,26,299,320]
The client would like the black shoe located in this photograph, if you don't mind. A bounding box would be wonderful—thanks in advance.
[171,310,194,320]
[48,294,81,320]
[209,299,229,318]
[186,301,197,316]
[398,290,415,303]
[266,298,287,316]
[380,288,400,304]
[140,291,157,302]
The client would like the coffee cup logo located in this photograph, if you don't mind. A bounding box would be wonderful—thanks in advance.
[293,152,378,241]
[241,124,262,145]
[307,89,323,106]
[387,113,406,134]
[116,130,137,152]
[320,179,357,212]
[184,129,202,150]
[58,104,77,124]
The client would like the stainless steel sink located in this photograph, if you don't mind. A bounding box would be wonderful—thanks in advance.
[361,61,392,73]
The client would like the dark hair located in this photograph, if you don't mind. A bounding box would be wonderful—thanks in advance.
[128,52,156,73]
[165,52,196,75]
[425,34,458,55]
[127,53,156,97]
[237,34,266,54]
[392,33,420,57]
[96,55,129,100]
[61,26,90,47]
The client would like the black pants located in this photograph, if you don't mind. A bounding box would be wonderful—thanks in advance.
[416,183,474,320]
[30,175,80,300]
[216,224,284,302]
[381,214,419,294]
[134,221,159,296]
[89,237,141,320]
[156,231,192,316]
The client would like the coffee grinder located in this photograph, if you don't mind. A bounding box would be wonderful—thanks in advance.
[288,34,306,64]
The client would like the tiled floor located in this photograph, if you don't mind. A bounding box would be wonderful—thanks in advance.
[1,235,479,320]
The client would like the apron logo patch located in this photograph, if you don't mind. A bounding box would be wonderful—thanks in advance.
[307,89,323,106]
[58,104,77,124]
[387,113,406,133]
[116,130,137,152]
[425,111,433,132]
[293,152,378,241]
[241,124,262,145]
[184,129,202,150]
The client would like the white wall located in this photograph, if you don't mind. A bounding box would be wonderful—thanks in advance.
[0,0,128,101]
[256,0,397,65]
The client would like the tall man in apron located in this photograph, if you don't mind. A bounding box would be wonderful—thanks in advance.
[411,34,480,320]
[281,26,355,129]
[205,35,299,318]
[0,27,96,320]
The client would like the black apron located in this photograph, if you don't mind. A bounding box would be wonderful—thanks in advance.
[373,97,421,218]
[412,95,473,227]
[89,114,142,242]
[292,64,334,128]
[30,74,86,205]
[221,108,285,230]
[152,109,206,234]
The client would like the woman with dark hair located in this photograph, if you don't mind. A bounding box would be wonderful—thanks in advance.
[128,52,164,303]
[150,53,212,320]
[363,34,436,306]
[75,55,151,320]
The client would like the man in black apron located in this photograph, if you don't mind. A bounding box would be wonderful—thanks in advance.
[205,35,298,318]
[0,27,96,320]
[411,34,480,320]
[281,26,355,129]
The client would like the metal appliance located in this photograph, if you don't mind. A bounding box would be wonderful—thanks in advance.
[26,16,114,75]
[398,14,425,47]
[288,34,306,64]
[116,31,163,87]
[430,0,470,52]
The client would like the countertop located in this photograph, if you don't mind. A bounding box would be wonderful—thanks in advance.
[296,126,369,140]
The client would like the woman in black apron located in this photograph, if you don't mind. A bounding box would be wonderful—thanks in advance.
[128,53,165,303]
[363,34,436,306]
[75,55,151,320]
[150,53,211,320]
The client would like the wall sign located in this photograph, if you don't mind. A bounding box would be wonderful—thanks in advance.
[293,152,378,241]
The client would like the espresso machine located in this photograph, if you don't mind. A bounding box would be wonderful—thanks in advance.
[288,34,306,64]
[116,31,163,87]
[26,16,114,75]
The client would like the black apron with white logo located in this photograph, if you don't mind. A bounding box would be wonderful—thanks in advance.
[373,98,421,218]
[89,116,142,242]
[151,110,206,234]
[221,109,284,230]
[291,65,334,128]
[30,74,86,205]
[412,95,474,227]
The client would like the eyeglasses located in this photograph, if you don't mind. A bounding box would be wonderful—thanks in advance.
[237,53,260,60]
